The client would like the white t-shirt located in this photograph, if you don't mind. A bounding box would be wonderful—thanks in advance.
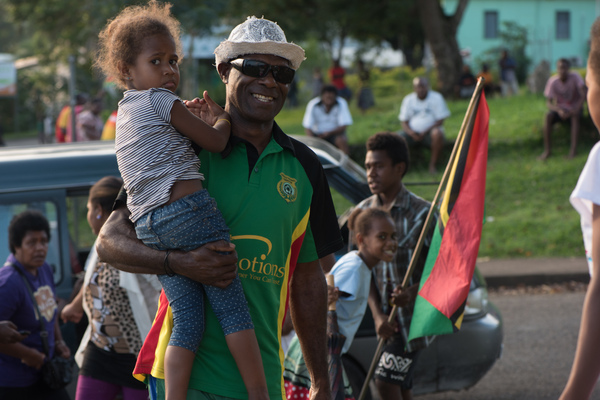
[570,141,600,275]
[399,90,451,133]
[329,251,373,354]
[302,96,353,135]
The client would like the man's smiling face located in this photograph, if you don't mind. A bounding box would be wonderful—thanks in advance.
[224,54,290,124]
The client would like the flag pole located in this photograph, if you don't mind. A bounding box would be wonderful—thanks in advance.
[356,78,485,400]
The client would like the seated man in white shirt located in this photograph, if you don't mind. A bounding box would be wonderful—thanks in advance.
[399,77,451,174]
[303,85,353,154]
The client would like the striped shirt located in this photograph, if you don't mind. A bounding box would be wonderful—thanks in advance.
[116,88,203,222]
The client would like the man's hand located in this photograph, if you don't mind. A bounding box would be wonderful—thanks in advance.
[0,321,24,344]
[407,130,424,142]
[171,240,238,288]
[558,108,571,120]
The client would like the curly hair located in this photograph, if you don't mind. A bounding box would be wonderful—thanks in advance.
[366,131,410,176]
[348,207,392,238]
[95,0,183,89]
[8,210,50,254]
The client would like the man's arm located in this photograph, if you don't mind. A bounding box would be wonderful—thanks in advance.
[321,124,347,139]
[96,206,238,287]
[289,259,330,400]
[401,120,422,141]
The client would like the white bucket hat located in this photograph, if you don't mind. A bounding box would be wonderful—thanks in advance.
[214,16,306,70]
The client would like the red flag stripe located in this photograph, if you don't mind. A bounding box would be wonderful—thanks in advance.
[418,95,489,318]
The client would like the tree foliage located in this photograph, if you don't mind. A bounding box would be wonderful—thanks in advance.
[0,0,468,133]
[417,0,469,96]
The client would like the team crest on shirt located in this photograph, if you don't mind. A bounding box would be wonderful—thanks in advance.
[277,173,297,203]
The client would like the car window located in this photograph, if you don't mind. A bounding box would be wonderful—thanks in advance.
[329,186,354,217]
[66,190,96,267]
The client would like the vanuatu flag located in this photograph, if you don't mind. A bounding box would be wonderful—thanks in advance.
[408,88,489,341]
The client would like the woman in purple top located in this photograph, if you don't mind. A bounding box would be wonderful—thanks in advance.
[0,210,71,400]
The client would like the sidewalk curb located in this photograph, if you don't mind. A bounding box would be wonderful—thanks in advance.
[484,272,590,288]
[477,257,590,288]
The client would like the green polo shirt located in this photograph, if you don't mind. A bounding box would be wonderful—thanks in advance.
[188,124,343,398]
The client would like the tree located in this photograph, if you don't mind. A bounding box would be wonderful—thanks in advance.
[417,0,469,96]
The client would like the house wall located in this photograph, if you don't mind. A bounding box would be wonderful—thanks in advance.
[444,0,599,73]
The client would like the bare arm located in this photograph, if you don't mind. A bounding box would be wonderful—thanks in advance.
[319,253,336,273]
[290,260,330,400]
[559,203,600,400]
[96,206,238,287]
[171,91,230,153]
[53,315,70,359]
[0,321,25,344]
[367,279,396,340]
[0,342,45,369]
[402,120,421,140]
[60,285,84,324]
[321,125,347,139]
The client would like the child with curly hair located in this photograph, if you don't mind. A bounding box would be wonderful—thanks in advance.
[95,2,267,399]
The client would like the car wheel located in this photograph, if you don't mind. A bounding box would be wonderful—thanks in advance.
[342,356,374,400]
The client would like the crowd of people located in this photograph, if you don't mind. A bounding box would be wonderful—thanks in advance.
[3,3,600,400]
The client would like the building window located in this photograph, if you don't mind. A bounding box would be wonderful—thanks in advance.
[556,11,570,40]
[484,11,499,39]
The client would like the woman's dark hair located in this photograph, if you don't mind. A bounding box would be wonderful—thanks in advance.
[348,207,392,238]
[89,176,123,214]
[8,210,50,254]
[366,131,410,176]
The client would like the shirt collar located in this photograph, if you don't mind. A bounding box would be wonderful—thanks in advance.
[220,121,295,158]
[372,184,410,210]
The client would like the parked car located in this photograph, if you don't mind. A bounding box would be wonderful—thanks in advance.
[0,137,502,397]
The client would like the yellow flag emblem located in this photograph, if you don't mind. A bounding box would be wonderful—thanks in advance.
[277,172,297,203]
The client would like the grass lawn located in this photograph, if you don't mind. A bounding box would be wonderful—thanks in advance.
[276,81,598,260]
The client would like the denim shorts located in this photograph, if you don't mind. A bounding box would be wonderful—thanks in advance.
[134,189,229,252]
[134,189,253,352]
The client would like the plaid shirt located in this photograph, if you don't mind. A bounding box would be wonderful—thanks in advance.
[356,184,437,351]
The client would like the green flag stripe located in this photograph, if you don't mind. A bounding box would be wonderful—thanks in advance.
[408,294,455,341]
[419,223,442,291]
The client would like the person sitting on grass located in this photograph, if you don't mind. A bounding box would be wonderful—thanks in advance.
[539,58,586,161]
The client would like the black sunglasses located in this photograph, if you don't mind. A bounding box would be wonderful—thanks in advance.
[229,59,295,84]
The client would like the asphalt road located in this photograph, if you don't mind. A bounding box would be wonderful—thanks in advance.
[416,287,600,400]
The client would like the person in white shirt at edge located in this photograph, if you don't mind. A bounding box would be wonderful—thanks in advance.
[302,85,352,155]
[398,77,451,174]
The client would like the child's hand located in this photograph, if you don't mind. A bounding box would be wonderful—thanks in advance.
[184,97,203,119]
[390,284,418,308]
[327,284,339,307]
[373,313,397,341]
[200,91,229,126]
